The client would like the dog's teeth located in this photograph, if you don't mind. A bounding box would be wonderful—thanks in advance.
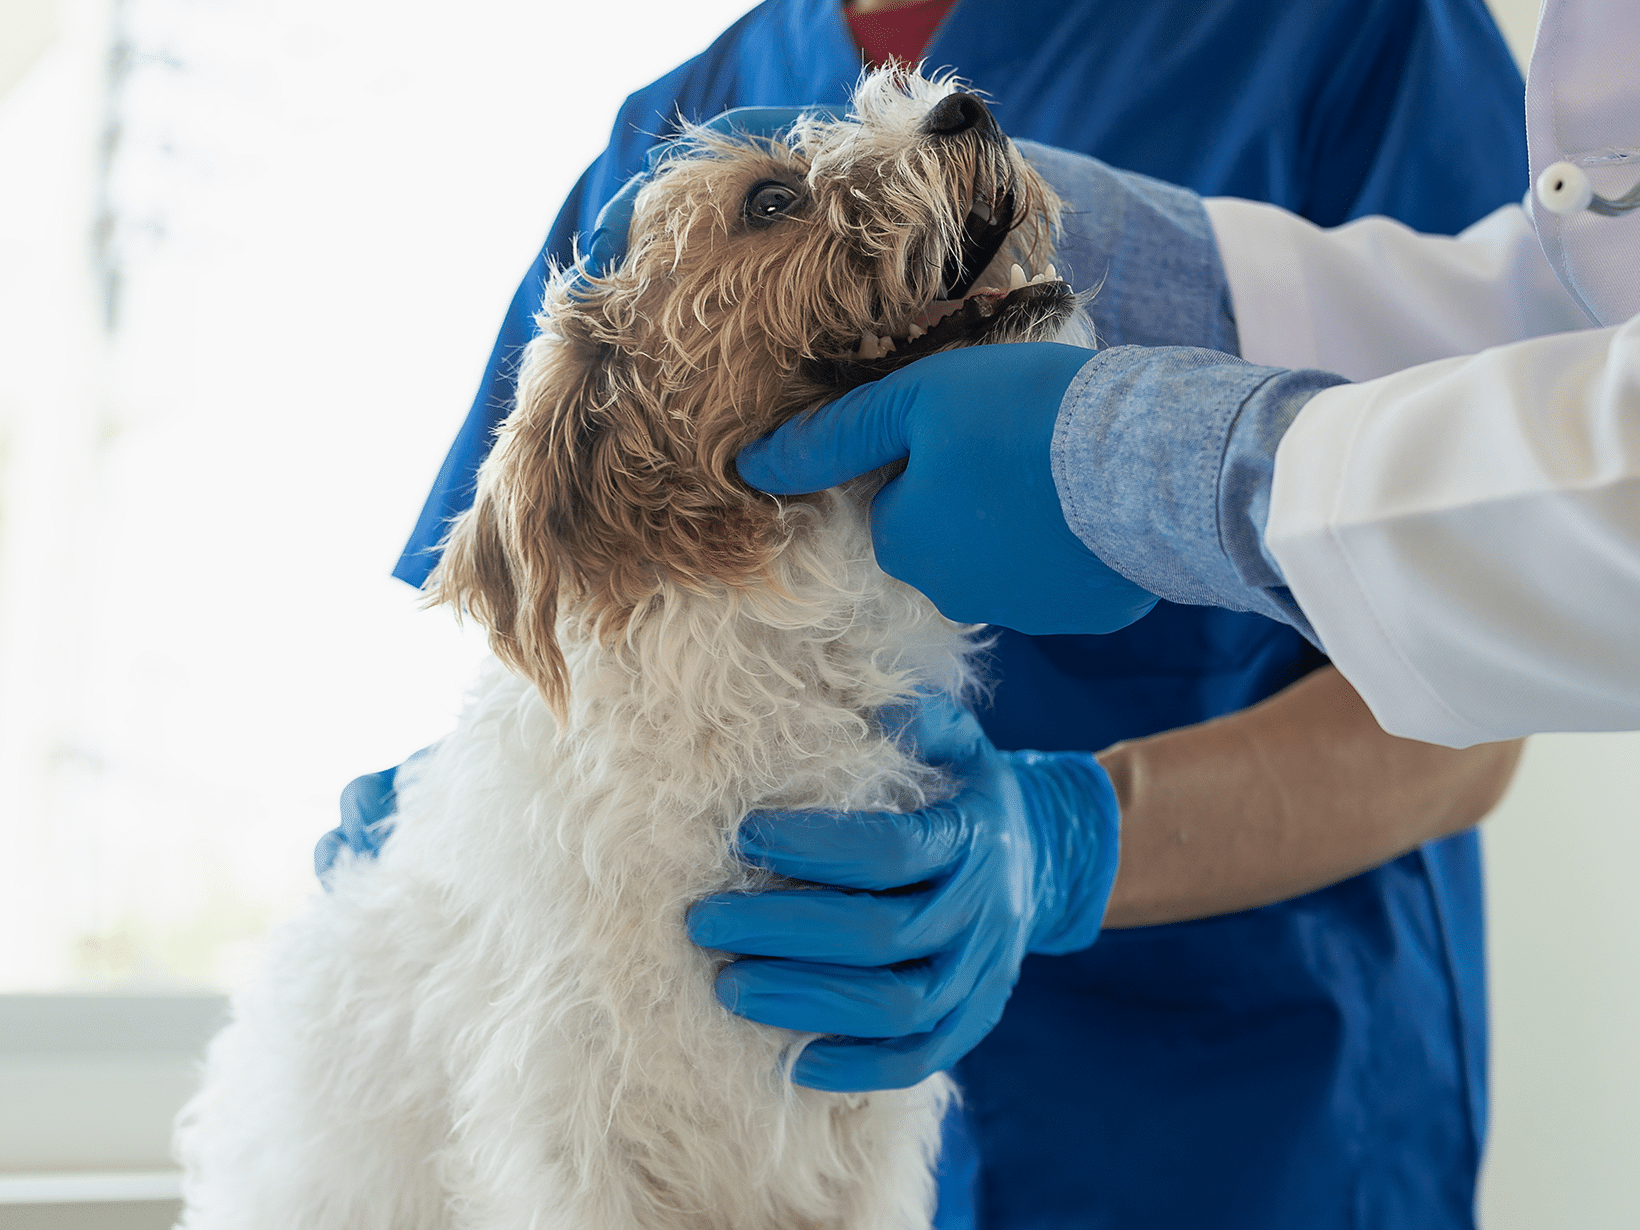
[1046,263,1059,282]
[1008,263,1028,291]
[856,332,897,360]
[908,322,925,339]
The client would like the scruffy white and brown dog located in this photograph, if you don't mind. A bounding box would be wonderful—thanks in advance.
[175,68,1094,1230]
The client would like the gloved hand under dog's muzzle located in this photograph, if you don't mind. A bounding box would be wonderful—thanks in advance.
[687,692,1120,1092]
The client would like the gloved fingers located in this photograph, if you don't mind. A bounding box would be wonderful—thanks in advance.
[735,803,972,888]
[790,973,1015,1092]
[312,829,347,880]
[734,378,917,495]
[890,691,992,767]
[713,955,966,1038]
[339,766,400,849]
[687,885,958,966]
[582,172,648,279]
[790,1028,957,1093]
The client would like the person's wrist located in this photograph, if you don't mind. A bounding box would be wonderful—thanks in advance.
[1012,750,1121,955]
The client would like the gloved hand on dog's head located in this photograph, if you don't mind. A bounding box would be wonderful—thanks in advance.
[687,692,1120,1092]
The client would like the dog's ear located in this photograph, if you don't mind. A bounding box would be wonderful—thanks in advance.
[431,305,780,722]
[432,446,570,722]
[429,329,600,723]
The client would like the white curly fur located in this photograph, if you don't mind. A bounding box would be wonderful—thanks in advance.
[175,493,976,1230]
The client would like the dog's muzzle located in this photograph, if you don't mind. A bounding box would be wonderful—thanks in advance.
[924,93,1017,299]
[922,92,1003,144]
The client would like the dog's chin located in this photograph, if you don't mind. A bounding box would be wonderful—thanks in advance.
[807,279,1077,394]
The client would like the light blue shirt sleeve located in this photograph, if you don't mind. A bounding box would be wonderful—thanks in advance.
[1020,143,1341,638]
[1015,141,1239,354]
[1050,346,1348,645]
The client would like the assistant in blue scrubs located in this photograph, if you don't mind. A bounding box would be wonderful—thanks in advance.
[392,2,1525,1226]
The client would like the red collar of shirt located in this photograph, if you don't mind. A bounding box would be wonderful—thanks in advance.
[845,0,958,67]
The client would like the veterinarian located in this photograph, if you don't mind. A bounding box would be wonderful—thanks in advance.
[327,2,1535,1227]
[737,0,1640,749]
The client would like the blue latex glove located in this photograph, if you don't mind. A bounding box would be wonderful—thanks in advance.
[314,766,399,880]
[687,694,1120,1092]
[313,746,434,881]
[735,342,1158,635]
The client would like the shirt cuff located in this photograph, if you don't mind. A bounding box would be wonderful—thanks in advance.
[1051,346,1345,641]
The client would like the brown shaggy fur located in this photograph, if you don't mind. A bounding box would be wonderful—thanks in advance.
[433,69,1075,718]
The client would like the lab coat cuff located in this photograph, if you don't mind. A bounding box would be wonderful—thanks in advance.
[1268,382,1508,747]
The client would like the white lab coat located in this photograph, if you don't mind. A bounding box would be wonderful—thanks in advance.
[1198,0,1640,747]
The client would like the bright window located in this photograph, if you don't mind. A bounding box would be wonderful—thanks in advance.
[0,0,761,993]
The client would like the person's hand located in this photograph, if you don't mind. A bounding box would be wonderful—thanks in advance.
[686,693,1120,1091]
[735,342,1159,634]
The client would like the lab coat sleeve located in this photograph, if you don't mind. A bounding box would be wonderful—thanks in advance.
[1266,315,1640,746]
[1203,197,1594,381]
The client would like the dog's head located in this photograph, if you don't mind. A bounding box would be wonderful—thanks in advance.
[435,68,1084,718]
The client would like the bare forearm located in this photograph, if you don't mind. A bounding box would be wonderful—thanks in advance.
[1099,665,1523,928]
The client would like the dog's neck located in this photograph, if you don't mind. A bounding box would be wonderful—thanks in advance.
[554,490,976,817]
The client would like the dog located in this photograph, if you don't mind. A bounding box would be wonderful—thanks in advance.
[175,67,1095,1230]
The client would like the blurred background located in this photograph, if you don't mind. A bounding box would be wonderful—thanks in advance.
[1,0,1636,1226]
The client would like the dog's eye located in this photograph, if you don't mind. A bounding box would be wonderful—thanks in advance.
[745,180,800,225]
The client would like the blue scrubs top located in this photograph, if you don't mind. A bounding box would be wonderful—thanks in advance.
[395,2,1525,1226]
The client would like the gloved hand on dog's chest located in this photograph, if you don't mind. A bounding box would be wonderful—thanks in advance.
[687,693,1120,1092]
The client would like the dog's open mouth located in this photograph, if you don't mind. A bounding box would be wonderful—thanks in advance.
[941,185,1015,301]
[855,263,1071,362]
[816,269,1076,392]
[811,180,1074,390]
[802,161,1079,394]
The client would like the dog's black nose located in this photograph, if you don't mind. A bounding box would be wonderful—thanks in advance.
[922,93,998,140]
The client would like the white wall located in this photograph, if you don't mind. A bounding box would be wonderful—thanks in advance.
[1485,0,1542,65]
[0,0,761,992]
[1470,4,1640,1227]
[1478,735,1640,1230]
